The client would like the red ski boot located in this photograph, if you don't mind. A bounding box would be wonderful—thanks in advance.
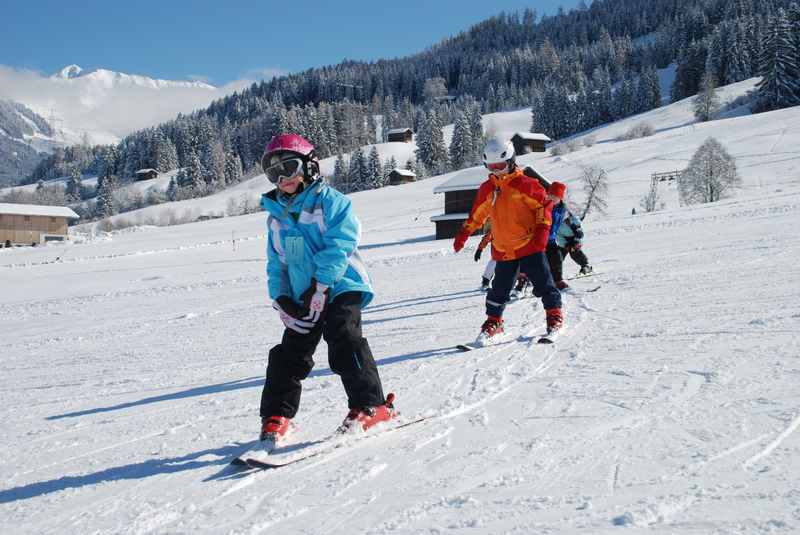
[260,416,291,450]
[556,280,569,290]
[545,308,564,335]
[474,315,506,346]
[339,393,397,433]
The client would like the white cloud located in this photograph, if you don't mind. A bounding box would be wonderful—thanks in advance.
[0,64,288,144]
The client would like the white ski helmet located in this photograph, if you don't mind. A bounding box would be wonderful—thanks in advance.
[482,137,516,171]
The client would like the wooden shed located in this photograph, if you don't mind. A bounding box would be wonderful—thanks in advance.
[134,168,159,181]
[386,128,413,143]
[430,168,487,240]
[388,168,416,185]
[511,132,551,155]
[0,203,80,246]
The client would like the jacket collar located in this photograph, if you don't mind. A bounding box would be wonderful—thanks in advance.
[260,178,324,218]
[489,167,524,189]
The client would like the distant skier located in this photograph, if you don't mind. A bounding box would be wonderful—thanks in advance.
[545,182,593,290]
[473,228,495,290]
[258,133,395,449]
[453,137,563,342]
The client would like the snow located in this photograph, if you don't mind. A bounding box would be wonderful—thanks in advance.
[0,202,79,219]
[391,168,416,177]
[513,131,551,142]
[1,81,800,534]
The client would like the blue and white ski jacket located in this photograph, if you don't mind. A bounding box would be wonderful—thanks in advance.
[261,178,373,308]
[548,203,567,244]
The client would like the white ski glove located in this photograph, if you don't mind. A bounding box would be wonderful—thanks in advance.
[272,299,315,334]
[302,282,330,324]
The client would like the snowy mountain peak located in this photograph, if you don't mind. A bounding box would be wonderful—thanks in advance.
[53,64,83,79]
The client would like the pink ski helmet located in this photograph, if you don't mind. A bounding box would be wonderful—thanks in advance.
[261,133,319,182]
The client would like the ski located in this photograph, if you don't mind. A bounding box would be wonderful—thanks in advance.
[237,417,429,470]
[456,330,516,352]
[567,271,601,281]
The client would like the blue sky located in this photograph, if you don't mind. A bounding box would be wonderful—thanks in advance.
[2,0,585,85]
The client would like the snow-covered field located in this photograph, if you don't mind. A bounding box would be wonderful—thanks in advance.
[2,93,800,533]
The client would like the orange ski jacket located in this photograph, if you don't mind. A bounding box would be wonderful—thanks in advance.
[460,168,553,261]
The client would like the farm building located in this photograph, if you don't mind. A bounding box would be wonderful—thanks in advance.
[134,169,159,181]
[430,168,487,240]
[386,128,413,143]
[388,168,416,185]
[0,203,80,246]
[511,132,551,154]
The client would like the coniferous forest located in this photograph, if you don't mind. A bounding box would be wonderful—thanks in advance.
[21,0,800,220]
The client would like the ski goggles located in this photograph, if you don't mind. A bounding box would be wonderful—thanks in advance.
[485,161,509,172]
[264,157,304,184]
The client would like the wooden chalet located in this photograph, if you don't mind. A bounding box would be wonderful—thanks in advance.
[386,128,414,143]
[0,203,80,246]
[511,132,551,155]
[388,168,416,185]
[134,168,159,181]
[430,168,487,239]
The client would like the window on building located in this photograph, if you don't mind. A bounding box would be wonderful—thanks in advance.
[24,216,31,222]
[50,217,56,222]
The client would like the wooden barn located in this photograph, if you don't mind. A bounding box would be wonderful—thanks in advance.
[511,132,551,155]
[388,168,416,185]
[386,128,413,143]
[134,168,159,181]
[430,168,487,239]
[0,203,80,246]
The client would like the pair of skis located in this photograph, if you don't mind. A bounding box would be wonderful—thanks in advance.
[231,416,429,470]
[455,327,560,351]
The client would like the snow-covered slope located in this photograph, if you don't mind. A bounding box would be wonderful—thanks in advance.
[1,91,799,533]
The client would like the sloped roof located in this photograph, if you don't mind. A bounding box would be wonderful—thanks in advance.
[0,202,80,219]
[391,168,416,177]
[432,167,487,193]
[387,128,413,135]
[512,132,552,142]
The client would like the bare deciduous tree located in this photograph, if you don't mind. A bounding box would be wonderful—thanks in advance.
[640,178,663,213]
[693,72,721,122]
[579,166,609,220]
[678,137,740,205]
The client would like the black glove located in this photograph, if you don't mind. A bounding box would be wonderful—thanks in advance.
[473,248,483,262]
[275,295,306,319]
[573,228,584,240]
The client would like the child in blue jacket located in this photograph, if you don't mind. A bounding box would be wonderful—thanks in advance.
[257,134,395,448]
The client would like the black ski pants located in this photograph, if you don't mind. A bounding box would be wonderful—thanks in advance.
[568,248,590,269]
[486,251,561,318]
[546,242,565,283]
[547,242,590,282]
[260,291,385,419]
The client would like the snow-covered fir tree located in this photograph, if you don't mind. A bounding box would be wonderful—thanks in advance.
[65,168,82,203]
[94,172,119,218]
[449,111,475,170]
[366,146,383,189]
[415,109,449,175]
[333,153,348,190]
[756,8,800,112]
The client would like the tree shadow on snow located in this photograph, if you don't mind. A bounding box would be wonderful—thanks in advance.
[45,377,266,421]
[0,442,251,504]
[358,235,435,250]
[364,289,481,315]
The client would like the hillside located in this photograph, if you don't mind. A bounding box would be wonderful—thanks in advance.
[69,76,775,232]
[1,73,799,533]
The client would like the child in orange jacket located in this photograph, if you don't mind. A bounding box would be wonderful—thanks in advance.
[453,138,562,342]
